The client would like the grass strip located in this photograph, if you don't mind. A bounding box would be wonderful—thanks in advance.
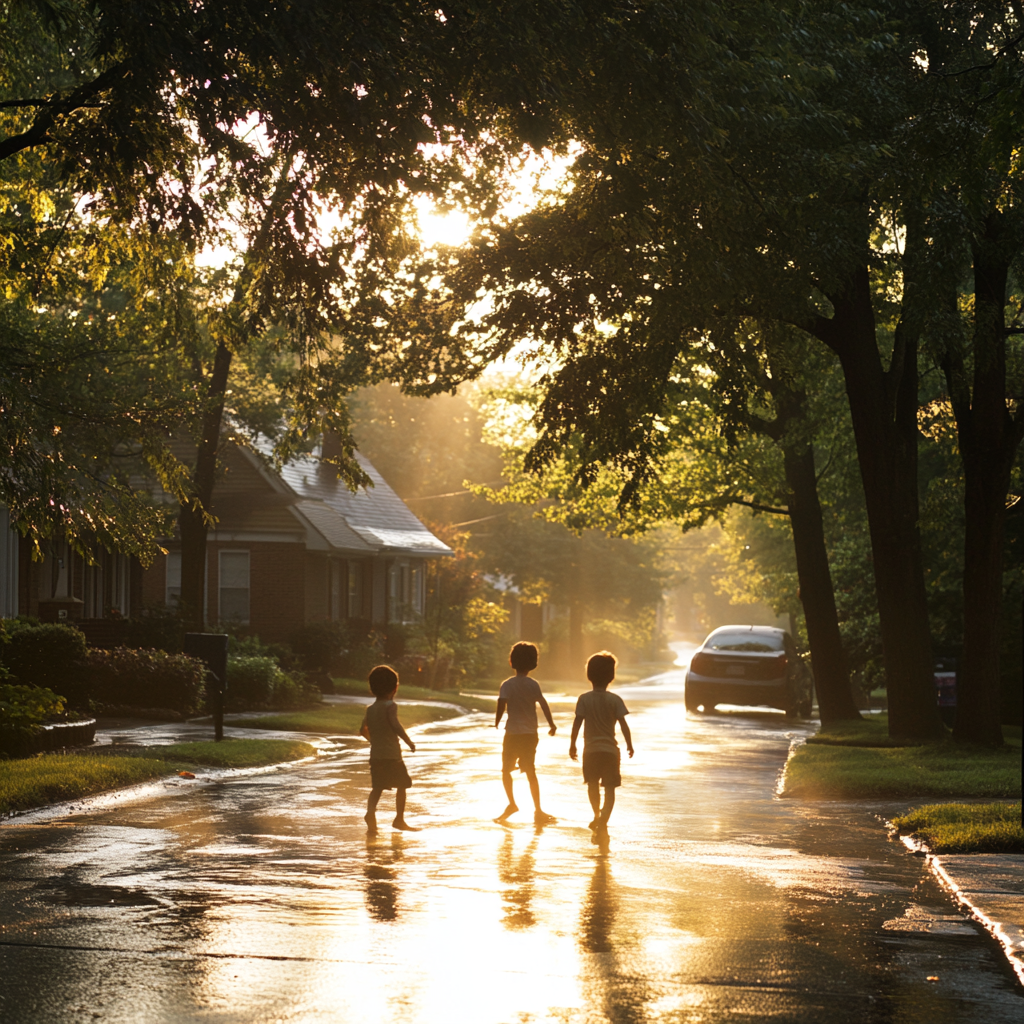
[891,801,1024,854]
[805,714,925,748]
[139,738,316,769]
[783,740,1022,800]
[0,754,172,814]
[331,678,492,712]
[1,739,317,814]
[245,702,460,735]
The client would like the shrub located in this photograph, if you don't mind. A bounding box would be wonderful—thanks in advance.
[227,655,281,706]
[87,648,206,715]
[227,632,296,669]
[1,623,88,702]
[226,655,320,710]
[0,684,65,730]
[289,621,352,673]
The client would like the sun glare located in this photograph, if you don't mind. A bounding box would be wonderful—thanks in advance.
[415,202,473,248]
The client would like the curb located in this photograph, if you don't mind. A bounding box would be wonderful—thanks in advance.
[896,834,1024,987]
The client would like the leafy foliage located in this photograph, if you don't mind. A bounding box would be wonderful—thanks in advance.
[1,621,87,696]
[0,682,65,730]
[86,647,206,715]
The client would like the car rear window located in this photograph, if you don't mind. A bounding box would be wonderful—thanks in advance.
[708,632,783,652]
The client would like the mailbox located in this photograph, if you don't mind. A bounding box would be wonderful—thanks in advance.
[184,632,229,741]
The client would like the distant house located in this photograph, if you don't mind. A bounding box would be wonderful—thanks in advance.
[0,445,451,645]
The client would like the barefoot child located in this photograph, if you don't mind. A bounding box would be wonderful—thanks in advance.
[360,665,419,832]
[569,651,633,830]
[495,641,558,824]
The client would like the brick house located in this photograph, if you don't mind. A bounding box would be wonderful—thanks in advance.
[0,446,451,645]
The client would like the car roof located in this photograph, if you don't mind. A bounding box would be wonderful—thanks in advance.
[708,625,785,636]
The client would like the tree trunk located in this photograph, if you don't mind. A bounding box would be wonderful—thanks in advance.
[782,441,862,723]
[811,266,943,740]
[178,341,233,630]
[947,220,1024,745]
[762,326,860,724]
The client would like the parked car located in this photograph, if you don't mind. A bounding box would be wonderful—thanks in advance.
[685,625,814,718]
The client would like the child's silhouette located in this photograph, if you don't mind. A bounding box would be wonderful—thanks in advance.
[494,641,557,824]
[360,665,419,832]
[569,651,633,830]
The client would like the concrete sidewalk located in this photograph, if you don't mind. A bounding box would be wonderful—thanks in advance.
[926,853,1024,985]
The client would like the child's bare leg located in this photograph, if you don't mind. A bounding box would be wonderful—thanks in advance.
[527,768,555,823]
[393,788,420,831]
[599,786,616,826]
[365,788,383,832]
[496,769,518,821]
[587,782,602,828]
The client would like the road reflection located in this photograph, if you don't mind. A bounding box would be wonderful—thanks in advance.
[364,833,405,922]
[497,827,538,930]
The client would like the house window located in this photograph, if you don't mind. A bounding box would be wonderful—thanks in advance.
[347,560,363,619]
[219,550,250,624]
[166,552,181,606]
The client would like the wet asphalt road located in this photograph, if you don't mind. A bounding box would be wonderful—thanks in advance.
[1,670,1021,1023]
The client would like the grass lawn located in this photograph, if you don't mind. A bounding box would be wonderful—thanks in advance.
[246,702,461,735]
[331,678,493,711]
[0,738,315,815]
[783,719,1022,800]
[891,801,1024,854]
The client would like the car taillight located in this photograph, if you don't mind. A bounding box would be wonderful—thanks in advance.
[690,652,712,674]
[775,654,788,672]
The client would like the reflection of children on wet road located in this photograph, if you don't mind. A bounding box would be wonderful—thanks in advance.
[497,830,538,930]
[494,642,558,825]
[360,665,420,833]
[570,651,633,831]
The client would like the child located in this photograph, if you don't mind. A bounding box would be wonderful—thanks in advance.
[495,641,558,824]
[569,651,633,830]
[360,664,419,833]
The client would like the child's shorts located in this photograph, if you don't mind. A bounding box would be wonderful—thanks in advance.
[370,758,412,790]
[582,751,621,788]
[502,732,538,773]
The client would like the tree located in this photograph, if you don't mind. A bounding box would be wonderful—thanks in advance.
[1,0,606,622]
[395,1,958,738]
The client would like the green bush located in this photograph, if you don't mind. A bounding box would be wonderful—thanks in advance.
[227,632,295,669]
[226,655,320,710]
[289,620,352,673]
[1,623,88,701]
[0,684,65,730]
[87,647,206,715]
[227,655,281,706]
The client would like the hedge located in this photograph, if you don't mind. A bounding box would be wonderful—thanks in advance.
[87,647,206,715]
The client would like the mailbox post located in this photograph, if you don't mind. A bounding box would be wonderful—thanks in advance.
[183,633,229,741]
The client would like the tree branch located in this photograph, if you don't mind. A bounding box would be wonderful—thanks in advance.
[0,61,128,163]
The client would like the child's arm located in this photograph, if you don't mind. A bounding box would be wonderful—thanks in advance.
[495,697,507,729]
[538,694,557,736]
[568,715,583,760]
[359,712,370,742]
[387,703,416,752]
[618,714,634,758]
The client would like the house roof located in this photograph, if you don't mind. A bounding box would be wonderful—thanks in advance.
[246,448,452,558]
